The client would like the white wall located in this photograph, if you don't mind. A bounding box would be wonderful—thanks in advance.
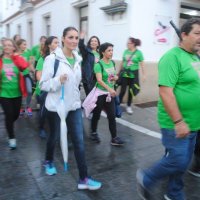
[88,0,130,60]
[2,0,21,21]
[30,0,80,45]
[129,0,180,62]
[88,0,180,62]
[0,0,3,38]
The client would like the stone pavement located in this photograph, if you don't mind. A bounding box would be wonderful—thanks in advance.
[0,103,200,200]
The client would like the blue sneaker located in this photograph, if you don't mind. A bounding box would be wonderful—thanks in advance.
[78,177,102,190]
[44,161,57,176]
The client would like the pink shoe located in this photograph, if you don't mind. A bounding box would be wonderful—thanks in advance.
[20,108,25,116]
[26,107,33,116]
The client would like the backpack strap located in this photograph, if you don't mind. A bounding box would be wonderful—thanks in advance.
[97,60,116,73]
[128,50,137,62]
[98,61,104,73]
[38,59,60,103]
[53,59,59,78]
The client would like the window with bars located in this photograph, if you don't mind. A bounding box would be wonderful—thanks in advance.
[43,15,51,37]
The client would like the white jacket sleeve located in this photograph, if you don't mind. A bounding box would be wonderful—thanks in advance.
[39,55,61,92]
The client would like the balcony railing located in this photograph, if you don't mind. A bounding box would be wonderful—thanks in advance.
[20,0,34,12]
[100,2,127,15]
[21,0,30,4]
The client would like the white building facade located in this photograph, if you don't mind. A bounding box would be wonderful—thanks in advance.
[1,0,200,103]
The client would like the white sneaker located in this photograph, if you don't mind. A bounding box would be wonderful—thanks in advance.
[9,138,17,149]
[126,106,133,114]
[164,194,172,200]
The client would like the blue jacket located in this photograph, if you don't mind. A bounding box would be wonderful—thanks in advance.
[78,39,96,91]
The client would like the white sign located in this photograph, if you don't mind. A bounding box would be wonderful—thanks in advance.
[154,15,172,45]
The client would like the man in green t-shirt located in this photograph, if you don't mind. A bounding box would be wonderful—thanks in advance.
[136,18,200,200]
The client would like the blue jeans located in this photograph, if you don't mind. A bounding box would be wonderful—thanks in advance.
[143,129,197,200]
[25,75,32,107]
[46,108,88,180]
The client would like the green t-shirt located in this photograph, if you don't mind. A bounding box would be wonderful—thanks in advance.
[158,47,200,131]
[94,60,116,91]
[92,50,100,63]
[35,57,44,96]
[122,49,144,78]
[0,58,21,98]
[66,57,75,67]
[31,45,41,62]
[21,49,31,76]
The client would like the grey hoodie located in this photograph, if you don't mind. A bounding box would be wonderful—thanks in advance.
[39,47,82,112]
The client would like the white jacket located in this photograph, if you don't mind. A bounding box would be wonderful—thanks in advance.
[39,47,82,112]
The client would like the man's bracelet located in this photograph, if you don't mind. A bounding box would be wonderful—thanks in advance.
[174,119,183,124]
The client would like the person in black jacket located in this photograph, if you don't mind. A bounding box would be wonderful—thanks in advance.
[78,32,100,95]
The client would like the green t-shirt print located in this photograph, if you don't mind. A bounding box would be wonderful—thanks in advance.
[157,47,200,131]
[94,60,116,91]
[122,49,144,78]
[0,58,21,98]
[35,57,44,96]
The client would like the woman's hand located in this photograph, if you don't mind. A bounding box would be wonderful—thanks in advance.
[80,31,85,39]
[108,74,118,82]
[108,88,116,97]
[60,74,68,84]
[113,75,118,81]
[142,74,146,82]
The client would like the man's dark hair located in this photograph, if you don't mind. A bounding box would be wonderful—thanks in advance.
[180,18,200,35]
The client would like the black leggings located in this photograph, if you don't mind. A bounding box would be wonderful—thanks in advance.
[1,97,22,139]
[83,81,95,96]
[119,70,140,106]
[91,95,117,138]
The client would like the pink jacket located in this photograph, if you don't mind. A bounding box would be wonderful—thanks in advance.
[82,87,111,118]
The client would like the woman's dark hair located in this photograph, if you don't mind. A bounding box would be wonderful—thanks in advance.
[41,36,57,58]
[99,42,114,59]
[62,27,78,47]
[87,36,100,51]
[16,39,26,48]
[13,34,20,42]
[40,35,47,41]
[129,37,141,47]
